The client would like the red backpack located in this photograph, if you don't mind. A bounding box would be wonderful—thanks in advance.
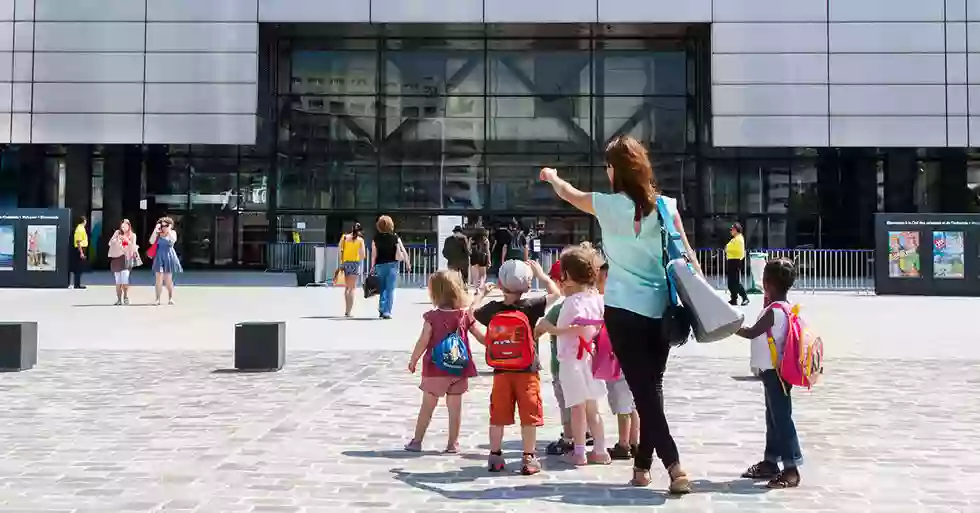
[485,310,536,371]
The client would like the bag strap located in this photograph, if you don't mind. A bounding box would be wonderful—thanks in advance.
[655,197,680,307]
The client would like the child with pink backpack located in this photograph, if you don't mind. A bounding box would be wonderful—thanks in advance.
[735,258,823,489]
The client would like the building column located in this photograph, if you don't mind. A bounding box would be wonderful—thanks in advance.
[938,149,968,213]
[884,149,917,213]
[15,146,45,208]
[64,146,91,223]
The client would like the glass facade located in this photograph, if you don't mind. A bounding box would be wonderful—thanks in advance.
[1,23,978,269]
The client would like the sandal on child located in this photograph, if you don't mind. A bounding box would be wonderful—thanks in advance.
[520,454,541,476]
[629,468,652,487]
[767,468,800,489]
[443,442,460,454]
[668,463,692,495]
[587,450,612,465]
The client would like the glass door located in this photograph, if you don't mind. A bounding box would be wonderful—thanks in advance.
[181,214,237,267]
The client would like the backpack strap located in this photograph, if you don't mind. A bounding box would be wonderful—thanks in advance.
[764,303,792,395]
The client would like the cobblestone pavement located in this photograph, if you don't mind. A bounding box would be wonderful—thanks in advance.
[0,287,978,512]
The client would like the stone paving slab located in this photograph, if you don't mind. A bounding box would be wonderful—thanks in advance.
[0,347,977,513]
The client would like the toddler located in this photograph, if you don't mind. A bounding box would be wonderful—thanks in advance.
[596,261,640,460]
[469,259,561,475]
[406,270,477,454]
[734,258,803,488]
[545,247,610,466]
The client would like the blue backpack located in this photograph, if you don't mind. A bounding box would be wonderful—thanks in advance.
[431,320,471,375]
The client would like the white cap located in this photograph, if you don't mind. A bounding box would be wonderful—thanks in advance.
[498,260,533,293]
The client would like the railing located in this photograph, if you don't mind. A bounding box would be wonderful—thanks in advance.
[266,242,875,293]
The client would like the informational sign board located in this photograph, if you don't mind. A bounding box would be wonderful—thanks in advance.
[437,215,465,271]
[874,213,980,296]
[0,209,72,288]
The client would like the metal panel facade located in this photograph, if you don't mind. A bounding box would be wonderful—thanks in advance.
[1,0,976,147]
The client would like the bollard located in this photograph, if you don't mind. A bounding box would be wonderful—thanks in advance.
[0,322,38,371]
[235,322,285,372]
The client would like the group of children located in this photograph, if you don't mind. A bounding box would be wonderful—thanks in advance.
[406,243,805,489]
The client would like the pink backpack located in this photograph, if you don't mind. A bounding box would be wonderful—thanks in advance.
[573,317,621,381]
[767,303,824,390]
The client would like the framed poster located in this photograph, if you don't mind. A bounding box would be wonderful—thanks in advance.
[888,231,920,278]
[933,231,965,279]
[26,225,58,272]
[0,224,13,271]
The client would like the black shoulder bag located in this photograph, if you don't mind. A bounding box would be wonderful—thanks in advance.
[656,203,693,347]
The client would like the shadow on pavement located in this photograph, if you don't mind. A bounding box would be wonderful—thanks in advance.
[342,449,432,459]
[301,315,379,321]
[72,303,158,308]
[391,467,670,506]
[730,375,762,382]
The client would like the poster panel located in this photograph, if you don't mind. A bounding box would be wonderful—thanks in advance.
[0,224,13,271]
[888,231,920,278]
[933,231,965,279]
[26,225,58,272]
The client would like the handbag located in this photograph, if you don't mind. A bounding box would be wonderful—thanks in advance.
[108,237,125,259]
[146,241,158,259]
[128,252,143,269]
[395,236,408,263]
[656,197,743,344]
[363,272,380,298]
[656,197,693,347]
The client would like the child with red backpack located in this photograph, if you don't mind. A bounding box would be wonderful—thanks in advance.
[469,259,561,475]
[734,258,806,488]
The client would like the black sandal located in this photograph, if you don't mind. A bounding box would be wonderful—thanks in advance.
[742,461,780,480]
[767,468,800,489]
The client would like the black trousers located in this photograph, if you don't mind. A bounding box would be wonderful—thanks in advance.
[70,250,86,288]
[604,306,680,471]
[726,258,748,302]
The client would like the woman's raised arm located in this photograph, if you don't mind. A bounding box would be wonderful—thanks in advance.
[540,167,595,215]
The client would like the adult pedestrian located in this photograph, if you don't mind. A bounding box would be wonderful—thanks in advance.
[502,219,528,263]
[71,216,88,289]
[371,215,409,319]
[149,217,182,305]
[442,225,471,283]
[726,222,750,306]
[540,135,702,494]
[336,222,366,317]
[108,219,138,305]
[469,227,491,288]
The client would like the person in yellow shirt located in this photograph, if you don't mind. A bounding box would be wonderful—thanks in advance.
[335,222,366,317]
[71,216,89,289]
[725,222,749,306]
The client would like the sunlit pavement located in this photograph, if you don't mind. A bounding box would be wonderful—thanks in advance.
[0,285,976,512]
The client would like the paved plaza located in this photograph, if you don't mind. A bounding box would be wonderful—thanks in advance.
[0,280,978,512]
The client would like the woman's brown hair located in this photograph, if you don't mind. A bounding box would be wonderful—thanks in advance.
[605,135,658,221]
[428,269,469,309]
[376,215,394,234]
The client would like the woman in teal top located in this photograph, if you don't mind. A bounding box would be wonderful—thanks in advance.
[539,135,701,494]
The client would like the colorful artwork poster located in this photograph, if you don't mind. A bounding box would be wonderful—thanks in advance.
[933,231,965,279]
[0,224,13,271]
[888,231,921,278]
[26,225,57,272]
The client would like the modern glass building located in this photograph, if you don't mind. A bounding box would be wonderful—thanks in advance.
[1,1,978,268]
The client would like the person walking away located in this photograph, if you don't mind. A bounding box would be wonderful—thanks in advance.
[734,258,803,488]
[726,222,750,306]
[150,217,182,305]
[502,220,529,263]
[108,219,138,305]
[71,216,89,289]
[336,223,366,317]
[442,226,471,283]
[468,260,561,476]
[539,135,703,494]
[371,215,409,319]
[469,227,491,289]
[405,270,477,453]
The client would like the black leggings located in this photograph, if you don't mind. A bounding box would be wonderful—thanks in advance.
[604,306,679,471]
[726,258,748,302]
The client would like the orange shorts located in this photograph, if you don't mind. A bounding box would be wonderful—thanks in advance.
[489,372,544,427]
